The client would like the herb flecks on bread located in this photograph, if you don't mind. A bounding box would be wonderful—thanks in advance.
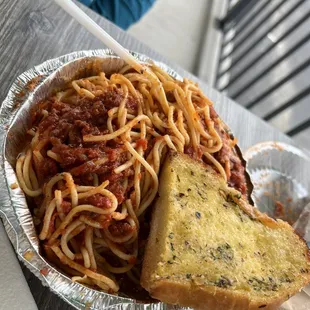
[141,152,310,310]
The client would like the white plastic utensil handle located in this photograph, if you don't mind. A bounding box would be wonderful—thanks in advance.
[54,0,144,73]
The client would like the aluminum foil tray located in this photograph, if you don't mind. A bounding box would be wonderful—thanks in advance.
[1,50,308,310]
[244,141,310,227]
[0,49,188,310]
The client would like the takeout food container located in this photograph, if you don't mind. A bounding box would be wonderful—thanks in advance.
[0,49,306,310]
[0,49,188,310]
[244,142,310,226]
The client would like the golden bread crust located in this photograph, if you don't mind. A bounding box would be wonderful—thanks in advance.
[141,152,310,310]
[148,280,287,310]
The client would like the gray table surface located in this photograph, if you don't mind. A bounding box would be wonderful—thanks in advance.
[0,0,295,309]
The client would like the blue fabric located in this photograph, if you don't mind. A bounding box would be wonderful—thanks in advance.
[80,0,93,6]
[79,0,156,30]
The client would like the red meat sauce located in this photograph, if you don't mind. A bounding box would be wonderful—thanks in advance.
[31,89,139,238]
[60,201,72,214]
[108,221,134,236]
[136,138,148,151]
[32,87,246,236]
[209,106,247,195]
[185,105,247,195]
[82,194,112,209]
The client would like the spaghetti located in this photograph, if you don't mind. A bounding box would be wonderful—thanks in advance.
[16,64,246,294]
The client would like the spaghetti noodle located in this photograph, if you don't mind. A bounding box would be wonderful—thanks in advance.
[16,63,246,294]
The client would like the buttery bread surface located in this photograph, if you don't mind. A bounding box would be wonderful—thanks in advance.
[141,152,310,310]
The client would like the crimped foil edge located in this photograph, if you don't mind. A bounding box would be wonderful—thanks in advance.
[0,49,251,310]
[0,49,185,310]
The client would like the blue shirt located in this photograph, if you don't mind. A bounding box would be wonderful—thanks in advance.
[79,0,156,30]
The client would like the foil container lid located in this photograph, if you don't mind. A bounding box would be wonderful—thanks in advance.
[244,141,310,229]
[0,49,188,310]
